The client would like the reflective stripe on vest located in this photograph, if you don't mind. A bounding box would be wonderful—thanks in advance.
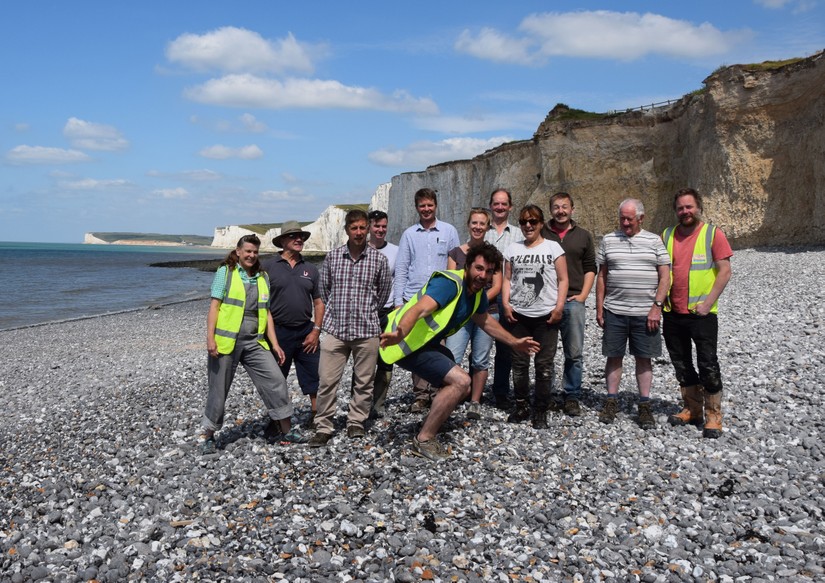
[214,268,271,354]
[663,223,719,313]
[379,270,481,364]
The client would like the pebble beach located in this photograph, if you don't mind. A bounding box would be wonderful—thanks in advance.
[1,246,824,582]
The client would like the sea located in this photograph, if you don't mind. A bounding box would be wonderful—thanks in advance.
[0,241,227,331]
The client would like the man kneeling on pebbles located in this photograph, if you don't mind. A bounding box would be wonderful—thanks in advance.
[379,243,539,461]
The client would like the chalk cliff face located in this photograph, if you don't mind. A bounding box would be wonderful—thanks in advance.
[211,183,391,250]
[387,52,825,247]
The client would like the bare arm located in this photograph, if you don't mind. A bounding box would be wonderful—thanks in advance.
[548,255,568,325]
[595,265,607,328]
[379,295,440,348]
[502,260,515,323]
[647,263,671,331]
[487,269,502,302]
[694,258,731,316]
[207,299,221,358]
[302,297,325,353]
[472,312,539,355]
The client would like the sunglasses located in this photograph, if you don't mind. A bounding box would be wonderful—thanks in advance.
[286,233,305,240]
[519,218,540,226]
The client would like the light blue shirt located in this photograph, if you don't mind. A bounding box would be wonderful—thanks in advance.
[393,219,460,305]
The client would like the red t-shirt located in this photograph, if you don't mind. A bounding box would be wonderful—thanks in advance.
[668,223,733,314]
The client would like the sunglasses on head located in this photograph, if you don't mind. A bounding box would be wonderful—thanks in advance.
[519,218,540,226]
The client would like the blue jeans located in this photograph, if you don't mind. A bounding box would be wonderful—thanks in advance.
[445,317,494,371]
[491,298,512,399]
[559,299,586,400]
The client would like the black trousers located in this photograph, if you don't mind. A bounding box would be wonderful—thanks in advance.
[663,311,723,394]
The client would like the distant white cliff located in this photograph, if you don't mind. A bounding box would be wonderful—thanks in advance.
[211,183,392,251]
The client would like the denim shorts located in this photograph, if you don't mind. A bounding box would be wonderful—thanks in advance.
[602,309,662,358]
[395,341,457,389]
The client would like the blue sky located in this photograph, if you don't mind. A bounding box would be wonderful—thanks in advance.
[1,1,822,243]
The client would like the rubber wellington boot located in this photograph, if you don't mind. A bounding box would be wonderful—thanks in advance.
[669,384,705,427]
[703,391,723,439]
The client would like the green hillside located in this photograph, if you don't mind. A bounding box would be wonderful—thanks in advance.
[90,232,213,246]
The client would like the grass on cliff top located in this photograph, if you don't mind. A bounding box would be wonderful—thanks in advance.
[334,203,370,212]
[547,103,610,121]
[237,222,313,234]
[91,232,212,245]
[742,57,804,71]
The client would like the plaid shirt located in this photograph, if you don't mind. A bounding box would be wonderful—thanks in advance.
[320,243,392,341]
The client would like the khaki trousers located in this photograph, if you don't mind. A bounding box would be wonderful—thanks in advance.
[314,335,379,433]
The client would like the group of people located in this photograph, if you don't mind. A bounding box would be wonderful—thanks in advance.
[199,186,732,461]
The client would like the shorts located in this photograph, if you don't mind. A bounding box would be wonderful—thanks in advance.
[602,309,662,358]
[394,341,457,389]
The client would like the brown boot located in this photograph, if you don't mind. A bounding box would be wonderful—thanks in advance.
[703,391,723,439]
[669,384,704,427]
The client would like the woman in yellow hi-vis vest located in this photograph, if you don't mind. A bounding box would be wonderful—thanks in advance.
[200,235,307,454]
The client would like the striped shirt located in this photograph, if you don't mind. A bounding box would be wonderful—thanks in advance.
[320,244,392,341]
[484,222,523,254]
[597,229,670,316]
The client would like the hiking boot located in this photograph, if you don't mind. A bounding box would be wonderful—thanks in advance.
[703,391,723,439]
[638,401,656,430]
[200,435,217,455]
[308,432,333,448]
[494,395,513,411]
[280,427,309,444]
[410,398,430,414]
[466,401,482,420]
[263,420,282,440]
[411,436,450,462]
[563,398,582,417]
[669,385,704,426]
[507,400,530,423]
[531,408,548,429]
[347,425,366,439]
[599,398,619,424]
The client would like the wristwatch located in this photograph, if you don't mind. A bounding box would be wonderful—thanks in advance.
[653,300,663,308]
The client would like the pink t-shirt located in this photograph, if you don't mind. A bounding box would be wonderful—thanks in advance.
[668,223,733,313]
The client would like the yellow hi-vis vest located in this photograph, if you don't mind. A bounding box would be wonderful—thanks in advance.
[214,267,271,354]
[662,223,719,314]
[379,270,481,364]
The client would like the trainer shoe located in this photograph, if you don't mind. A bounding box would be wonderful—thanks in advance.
[411,436,450,462]
[599,398,619,424]
[346,425,366,439]
[466,401,482,420]
[410,398,430,414]
[308,432,333,448]
[638,401,656,430]
[564,398,582,417]
[280,427,309,444]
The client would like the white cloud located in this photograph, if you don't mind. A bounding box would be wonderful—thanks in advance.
[147,169,223,181]
[6,145,92,165]
[60,178,131,190]
[185,74,439,114]
[239,113,267,133]
[456,11,750,64]
[455,27,539,65]
[63,117,129,151]
[369,136,513,168]
[14,123,30,132]
[260,189,315,202]
[199,144,264,159]
[154,187,189,199]
[166,27,319,74]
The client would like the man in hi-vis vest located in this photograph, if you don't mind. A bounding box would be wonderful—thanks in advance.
[662,188,733,439]
[380,243,539,462]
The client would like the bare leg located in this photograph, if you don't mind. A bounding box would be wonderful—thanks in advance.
[634,357,652,399]
[605,356,623,396]
[470,369,488,403]
[417,366,471,442]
